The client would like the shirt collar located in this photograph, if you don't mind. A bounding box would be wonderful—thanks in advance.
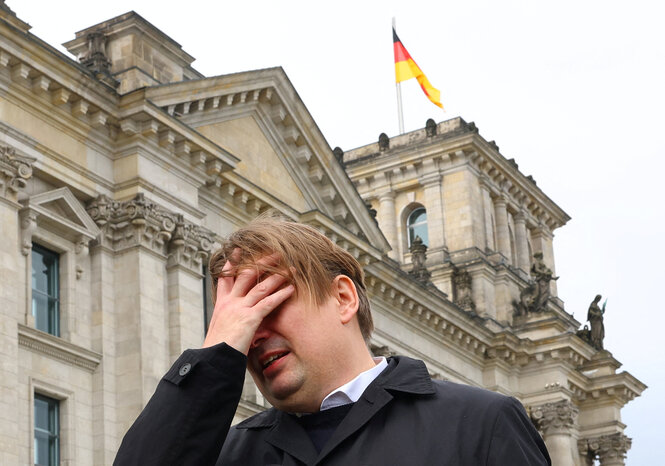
[319,357,388,411]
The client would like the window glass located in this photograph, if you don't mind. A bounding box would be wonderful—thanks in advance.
[407,207,428,247]
[31,244,60,336]
[34,395,59,466]
[203,264,214,335]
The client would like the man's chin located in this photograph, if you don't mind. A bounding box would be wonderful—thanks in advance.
[257,380,314,412]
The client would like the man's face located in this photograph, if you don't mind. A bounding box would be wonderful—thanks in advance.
[246,286,343,413]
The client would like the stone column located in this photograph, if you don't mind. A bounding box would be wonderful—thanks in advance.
[87,194,174,444]
[0,145,34,465]
[89,241,119,464]
[377,190,398,261]
[530,400,580,466]
[493,195,512,262]
[579,433,631,466]
[479,176,495,252]
[513,211,530,272]
[166,214,214,361]
[421,171,447,262]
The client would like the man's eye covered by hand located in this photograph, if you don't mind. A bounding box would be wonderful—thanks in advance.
[203,254,295,355]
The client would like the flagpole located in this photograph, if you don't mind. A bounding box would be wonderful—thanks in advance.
[393,17,405,134]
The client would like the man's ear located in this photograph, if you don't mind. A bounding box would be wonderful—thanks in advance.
[332,275,359,324]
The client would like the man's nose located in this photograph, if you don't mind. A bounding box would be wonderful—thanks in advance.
[250,321,271,349]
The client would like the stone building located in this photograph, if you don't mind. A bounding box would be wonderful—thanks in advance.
[0,4,645,465]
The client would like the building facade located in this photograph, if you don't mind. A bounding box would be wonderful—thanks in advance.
[0,4,645,465]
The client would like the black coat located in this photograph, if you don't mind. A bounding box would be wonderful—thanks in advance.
[115,343,551,466]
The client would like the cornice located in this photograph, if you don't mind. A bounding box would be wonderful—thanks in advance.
[143,68,390,253]
[18,324,102,373]
[364,260,492,361]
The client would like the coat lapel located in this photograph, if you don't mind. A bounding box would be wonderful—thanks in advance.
[315,356,435,464]
[264,411,319,465]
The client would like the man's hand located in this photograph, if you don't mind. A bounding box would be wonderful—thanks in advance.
[203,255,294,355]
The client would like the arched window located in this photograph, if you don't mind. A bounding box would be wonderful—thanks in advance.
[407,207,428,247]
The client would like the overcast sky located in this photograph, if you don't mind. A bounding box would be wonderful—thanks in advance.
[12,0,665,463]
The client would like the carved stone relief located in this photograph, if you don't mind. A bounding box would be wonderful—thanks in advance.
[452,265,475,312]
[87,193,214,272]
[579,433,631,466]
[513,252,558,316]
[530,399,578,436]
[408,236,431,284]
[0,145,35,203]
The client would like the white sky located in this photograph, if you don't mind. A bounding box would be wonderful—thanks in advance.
[12,0,665,462]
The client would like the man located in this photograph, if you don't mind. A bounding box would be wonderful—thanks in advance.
[115,217,550,465]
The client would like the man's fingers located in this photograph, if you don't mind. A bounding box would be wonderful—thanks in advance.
[244,273,289,306]
[230,253,282,297]
[255,284,295,319]
[216,260,235,300]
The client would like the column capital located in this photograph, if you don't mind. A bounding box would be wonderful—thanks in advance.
[493,193,508,206]
[0,144,36,203]
[530,400,578,436]
[87,193,214,270]
[377,189,396,202]
[514,210,528,224]
[478,172,495,191]
[579,433,631,466]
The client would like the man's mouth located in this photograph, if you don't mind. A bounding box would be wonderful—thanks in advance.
[262,352,289,369]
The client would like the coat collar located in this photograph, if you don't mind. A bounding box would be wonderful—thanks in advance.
[235,356,435,464]
[236,356,433,431]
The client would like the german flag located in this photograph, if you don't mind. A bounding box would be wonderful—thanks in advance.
[393,28,443,109]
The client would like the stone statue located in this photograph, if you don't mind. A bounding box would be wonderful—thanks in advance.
[513,253,559,316]
[378,133,390,151]
[409,236,431,284]
[530,252,558,311]
[425,118,437,137]
[452,266,475,312]
[587,294,605,350]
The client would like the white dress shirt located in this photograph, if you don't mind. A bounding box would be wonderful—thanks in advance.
[319,357,388,411]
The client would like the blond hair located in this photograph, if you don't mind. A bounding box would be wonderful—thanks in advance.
[209,217,373,341]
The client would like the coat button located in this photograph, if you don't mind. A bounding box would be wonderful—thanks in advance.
[179,363,191,376]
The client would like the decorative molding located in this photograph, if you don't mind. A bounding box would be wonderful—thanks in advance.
[0,144,35,202]
[166,213,214,273]
[150,78,373,241]
[578,433,631,466]
[18,324,102,373]
[87,193,214,271]
[530,399,579,436]
[364,264,489,361]
[19,187,100,258]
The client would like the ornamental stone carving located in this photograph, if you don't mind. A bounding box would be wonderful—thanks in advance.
[378,133,390,152]
[452,266,475,312]
[87,193,214,271]
[80,32,111,75]
[408,236,431,284]
[167,213,214,272]
[530,400,578,436]
[513,252,559,316]
[425,118,437,137]
[579,433,631,466]
[0,145,35,202]
[370,343,396,358]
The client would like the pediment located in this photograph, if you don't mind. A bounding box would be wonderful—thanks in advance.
[21,187,100,242]
[144,68,390,254]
